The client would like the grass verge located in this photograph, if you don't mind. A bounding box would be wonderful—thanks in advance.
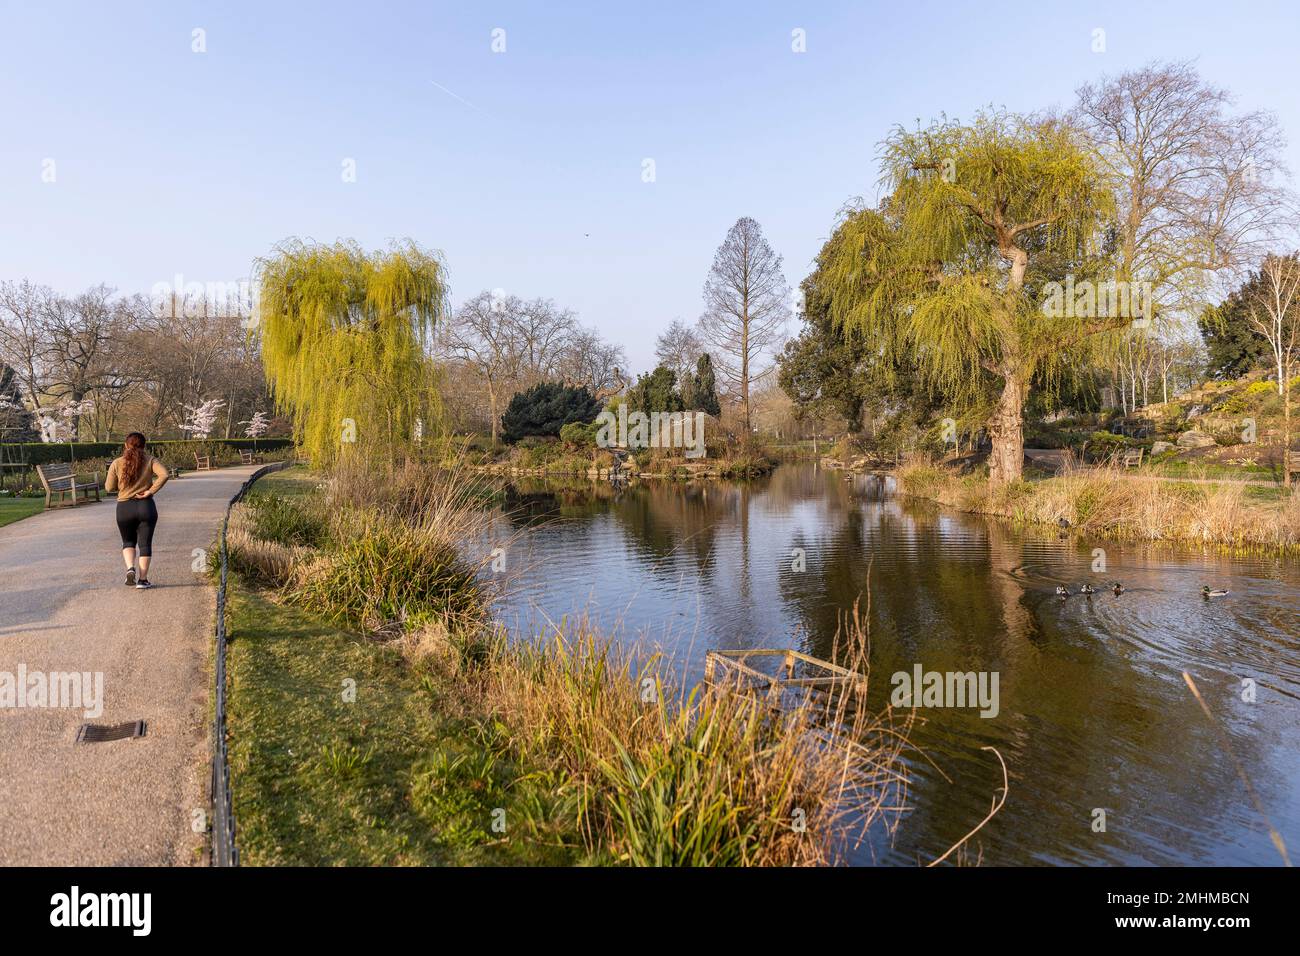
[224,463,909,865]
[0,498,43,528]
[225,578,578,865]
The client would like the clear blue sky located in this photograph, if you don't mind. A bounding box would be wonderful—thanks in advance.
[2,0,1298,370]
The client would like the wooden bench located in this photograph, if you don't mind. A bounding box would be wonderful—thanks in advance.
[194,452,213,471]
[36,462,102,509]
[239,450,264,466]
[1121,448,1144,469]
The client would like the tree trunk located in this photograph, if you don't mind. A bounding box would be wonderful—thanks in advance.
[1285,360,1293,489]
[988,372,1025,486]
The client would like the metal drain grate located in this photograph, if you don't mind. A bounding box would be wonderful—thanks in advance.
[76,720,146,744]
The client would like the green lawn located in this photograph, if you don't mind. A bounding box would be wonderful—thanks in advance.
[224,578,576,866]
[1147,458,1279,481]
[255,464,319,497]
[0,497,44,528]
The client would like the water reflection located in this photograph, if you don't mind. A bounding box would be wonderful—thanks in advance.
[488,464,1300,865]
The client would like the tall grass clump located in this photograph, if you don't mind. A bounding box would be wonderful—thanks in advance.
[414,610,909,867]
[897,456,1300,553]
[234,462,912,865]
[243,491,330,547]
[291,509,484,633]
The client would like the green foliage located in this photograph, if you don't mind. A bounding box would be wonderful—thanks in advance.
[625,365,683,415]
[1199,301,1272,380]
[500,382,601,443]
[821,111,1119,483]
[514,438,569,468]
[680,354,721,416]
[1198,256,1299,380]
[290,511,481,631]
[559,420,601,449]
[257,239,450,467]
[243,491,329,548]
[826,112,1116,406]
[0,438,293,469]
[780,242,946,433]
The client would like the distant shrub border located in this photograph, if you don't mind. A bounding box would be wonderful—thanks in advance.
[0,438,295,467]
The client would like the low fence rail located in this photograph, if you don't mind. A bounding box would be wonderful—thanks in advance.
[212,459,293,866]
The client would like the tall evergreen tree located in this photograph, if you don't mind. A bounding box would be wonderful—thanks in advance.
[626,365,683,415]
[1198,260,1294,380]
[682,353,721,416]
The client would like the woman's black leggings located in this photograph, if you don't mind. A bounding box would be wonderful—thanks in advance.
[115,498,158,557]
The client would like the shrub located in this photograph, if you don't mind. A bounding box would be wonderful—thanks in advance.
[559,420,600,450]
[515,439,567,468]
[0,438,292,467]
[500,383,601,443]
[243,492,329,548]
[290,511,483,633]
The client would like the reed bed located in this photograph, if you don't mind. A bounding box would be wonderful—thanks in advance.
[897,458,1300,553]
[228,463,912,866]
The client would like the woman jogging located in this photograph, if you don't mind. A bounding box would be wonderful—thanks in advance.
[104,432,170,589]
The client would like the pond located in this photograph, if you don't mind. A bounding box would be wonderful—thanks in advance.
[486,463,1300,866]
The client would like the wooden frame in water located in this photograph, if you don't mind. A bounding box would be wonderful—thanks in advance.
[703,648,867,714]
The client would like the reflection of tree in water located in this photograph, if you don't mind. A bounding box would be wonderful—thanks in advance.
[495,466,1287,864]
[772,488,1259,864]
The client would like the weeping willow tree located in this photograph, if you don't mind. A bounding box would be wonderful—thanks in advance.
[824,111,1126,485]
[256,239,450,468]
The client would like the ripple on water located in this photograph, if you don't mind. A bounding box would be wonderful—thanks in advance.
[488,465,1300,866]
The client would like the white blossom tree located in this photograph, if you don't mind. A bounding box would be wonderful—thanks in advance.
[181,398,226,440]
[240,410,271,451]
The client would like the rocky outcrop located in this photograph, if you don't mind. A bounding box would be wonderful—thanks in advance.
[1176,430,1217,449]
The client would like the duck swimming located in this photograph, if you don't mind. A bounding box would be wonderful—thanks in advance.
[1111,583,1124,595]
[1202,586,1230,598]
[1079,583,1096,595]
[1055,585,1070,597]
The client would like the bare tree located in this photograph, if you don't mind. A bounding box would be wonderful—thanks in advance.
[558,325,626,397]
[438,291,626,443]
[130,293,262,436]
[36,285,143,440]
[698,217,790,435]
[511,297,579,384]
[0,279,54,413]
[1244,253,1300,485]
[654,318,702,382]
[436,291,523,445]
[1150,325,1204,405]
[1076,61,1292,319]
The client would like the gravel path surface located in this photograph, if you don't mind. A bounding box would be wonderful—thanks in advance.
[0,465,258,865]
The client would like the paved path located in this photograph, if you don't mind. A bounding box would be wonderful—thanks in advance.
[0,465,258,865]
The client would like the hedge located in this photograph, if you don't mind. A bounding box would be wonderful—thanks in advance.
[0,438,294,467]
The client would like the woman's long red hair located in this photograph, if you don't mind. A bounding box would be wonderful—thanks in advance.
[120,432,147,486]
